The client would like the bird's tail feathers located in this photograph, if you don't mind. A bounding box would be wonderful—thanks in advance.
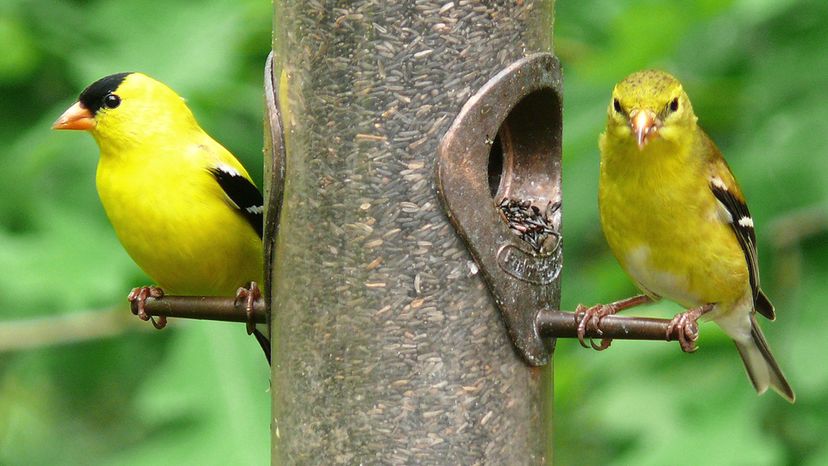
[253,328,271,365]
[755,289,776,320]
[733,313,794,403]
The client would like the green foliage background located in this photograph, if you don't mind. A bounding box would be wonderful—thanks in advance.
[0,0,825,464]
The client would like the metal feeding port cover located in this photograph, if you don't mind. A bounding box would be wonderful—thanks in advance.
[264,51,286,307]
[436,53,563,366]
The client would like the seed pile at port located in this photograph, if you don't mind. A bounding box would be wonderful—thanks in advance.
[498,198,561,254]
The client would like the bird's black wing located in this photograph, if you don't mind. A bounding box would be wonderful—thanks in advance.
[710,179,774,320]
[211,166,270,364]
[210,166,264,239]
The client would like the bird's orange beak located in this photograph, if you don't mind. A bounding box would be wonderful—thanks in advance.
[52,102,96,131]
[630,109,657,150]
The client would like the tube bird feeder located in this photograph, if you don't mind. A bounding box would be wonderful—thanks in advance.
[269,1,557,463]
[126,3,696,463]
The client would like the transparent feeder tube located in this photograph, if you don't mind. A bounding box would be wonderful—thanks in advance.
[269,1,556,464]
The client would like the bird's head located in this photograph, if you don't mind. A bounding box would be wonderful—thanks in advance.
[53,72,196,150]
[605,70,697,151]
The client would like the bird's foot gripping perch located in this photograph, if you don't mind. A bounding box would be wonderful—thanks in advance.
[129,286,166,329]
[235,281,261,335]
[574,304,615,351]
[666,303,714,353]
[575,294,653,351]
[236,282,271,364]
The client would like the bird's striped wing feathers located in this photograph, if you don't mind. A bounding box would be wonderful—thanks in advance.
[709,176,774,320]
[210,165,264,239]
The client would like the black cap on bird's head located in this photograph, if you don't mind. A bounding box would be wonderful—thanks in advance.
[78,72,132,115]
[53,72,133,130]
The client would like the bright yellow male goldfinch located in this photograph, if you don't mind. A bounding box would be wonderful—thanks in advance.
[584,70,793,402]
[53,72,269,363]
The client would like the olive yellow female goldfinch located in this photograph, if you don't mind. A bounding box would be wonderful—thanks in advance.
[53,72,269,362]
[589,70,793,402]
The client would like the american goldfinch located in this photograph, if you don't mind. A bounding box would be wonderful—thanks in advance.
[53,72,269,362]
[580,69,794,402]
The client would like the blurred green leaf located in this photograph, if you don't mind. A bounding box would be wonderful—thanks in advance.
[0,15,38,82]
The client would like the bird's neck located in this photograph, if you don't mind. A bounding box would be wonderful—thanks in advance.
[93,121,201,160]
[601,128,696,181]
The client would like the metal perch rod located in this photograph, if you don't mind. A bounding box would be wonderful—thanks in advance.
[131,296,677,342]
[537,309,676,341]
[130,296,267,324]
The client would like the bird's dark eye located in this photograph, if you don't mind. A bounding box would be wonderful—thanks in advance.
[103,93,121,109]
[668,97,679,112]
[613,98,622,113]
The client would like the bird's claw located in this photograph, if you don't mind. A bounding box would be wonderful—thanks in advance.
[128,286,166,329]
[666,312,698,352]
[666,304,712,353]
[235,281,261,335]
[575,303,616,351]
